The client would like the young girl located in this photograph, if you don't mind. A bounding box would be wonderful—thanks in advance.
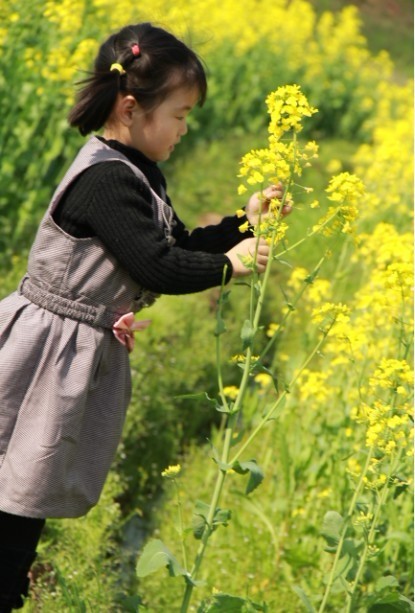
[0,22,287,610]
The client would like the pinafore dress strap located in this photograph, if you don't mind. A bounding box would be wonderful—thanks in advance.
[49,136,176,245]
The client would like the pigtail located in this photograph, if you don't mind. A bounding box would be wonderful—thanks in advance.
[68,70,121,136]
[68,30,127,136]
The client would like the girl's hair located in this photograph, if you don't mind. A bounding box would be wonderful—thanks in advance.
[68,23,207,136]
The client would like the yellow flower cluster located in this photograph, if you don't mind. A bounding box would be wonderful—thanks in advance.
[254,373,273,389]
[351,394,412,460]
[311,302,350,328]
[223,385,239,400]
[353,511,374,529]
[238,85,319,191]
[44,0,84,34]
[230,354,259,364]
[266,323,280,338]
[292,224,413,491]
[354,80,413,222]
[237,85,319,245]
[288,86,413,495]
[369,359,413,394]
[266,85,318,142]
[161,464,182,478]
[295,369,334,404]
[313,172,365,236]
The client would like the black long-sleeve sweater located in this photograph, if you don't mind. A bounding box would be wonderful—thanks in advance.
[52,138,251,295]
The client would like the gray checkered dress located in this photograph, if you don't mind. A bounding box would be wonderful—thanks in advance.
[0,137,175,518]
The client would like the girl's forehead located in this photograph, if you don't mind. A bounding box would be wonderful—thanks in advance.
[165,85,200,109]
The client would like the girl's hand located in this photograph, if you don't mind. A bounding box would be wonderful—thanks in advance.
[226,238,270,277]
[245,183,292,225]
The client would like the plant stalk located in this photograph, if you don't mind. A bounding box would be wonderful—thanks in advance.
[318,447,374,613]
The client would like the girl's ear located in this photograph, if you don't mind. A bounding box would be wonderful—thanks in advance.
[117,94,139,126]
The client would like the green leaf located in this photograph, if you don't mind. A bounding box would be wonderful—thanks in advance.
[192,510,208,540]
[214,507,232,528]
[174,392,217,406]
[241,319,255,349]
[220,289,231,303]
[333,553,353,581]
[210,447,232,471]
[192,501,232,540]
[321,511,344,548]
[250,363,279,392]
[199,593,267,612]
[233,459,264,495]
[341,538,360,558]
[375,576,400,592]
[292,586,317,612]
[119,595,144,612]
[367,594,414,612]
[215,316,227,336]
[216,402,232,414]
[136,539,186,579]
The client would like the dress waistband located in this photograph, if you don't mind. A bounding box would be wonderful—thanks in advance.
[18,276,119,330]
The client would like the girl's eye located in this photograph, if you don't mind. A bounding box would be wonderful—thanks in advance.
[176,116,184,121]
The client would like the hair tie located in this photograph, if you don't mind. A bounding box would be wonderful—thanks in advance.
[131,44,141,57]
[110,63,126,75]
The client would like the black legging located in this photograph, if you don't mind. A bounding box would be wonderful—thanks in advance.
[0,511,45,612]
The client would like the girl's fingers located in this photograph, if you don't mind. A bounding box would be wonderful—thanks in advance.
[262,184,284,204]
[281,203,292,216]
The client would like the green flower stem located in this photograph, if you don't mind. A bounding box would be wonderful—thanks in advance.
[180,412,238,612]
[174,479,188,572]
[216,265,231,412]
[345,451,402,612]
[318,446,374,613]
[252,232,276,329]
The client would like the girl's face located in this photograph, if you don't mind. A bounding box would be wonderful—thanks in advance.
[130,86,199,162]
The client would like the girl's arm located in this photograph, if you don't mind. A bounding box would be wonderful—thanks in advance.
[172,213,253,254]
[171,184,288,254]
[76,165,260,295]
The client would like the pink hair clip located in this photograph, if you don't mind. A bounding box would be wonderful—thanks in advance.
[131,44,141,57]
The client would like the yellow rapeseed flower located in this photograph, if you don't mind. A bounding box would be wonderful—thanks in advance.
[254,373,273,388]
[313,172,364,236]
[161,464,182,478]
[223,386,239,400]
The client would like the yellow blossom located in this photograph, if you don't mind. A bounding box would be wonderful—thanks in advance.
[266,323,280,338]
[161,464,182,478]
[317,488,332,499]
[353,511,374,527]
[266,84,318,140]
[238,221,250,233]
[223,386,239,400]
[313,172,364,236]
[254,373,273,388]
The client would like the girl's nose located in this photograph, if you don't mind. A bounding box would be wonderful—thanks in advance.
[180,121,188,136]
